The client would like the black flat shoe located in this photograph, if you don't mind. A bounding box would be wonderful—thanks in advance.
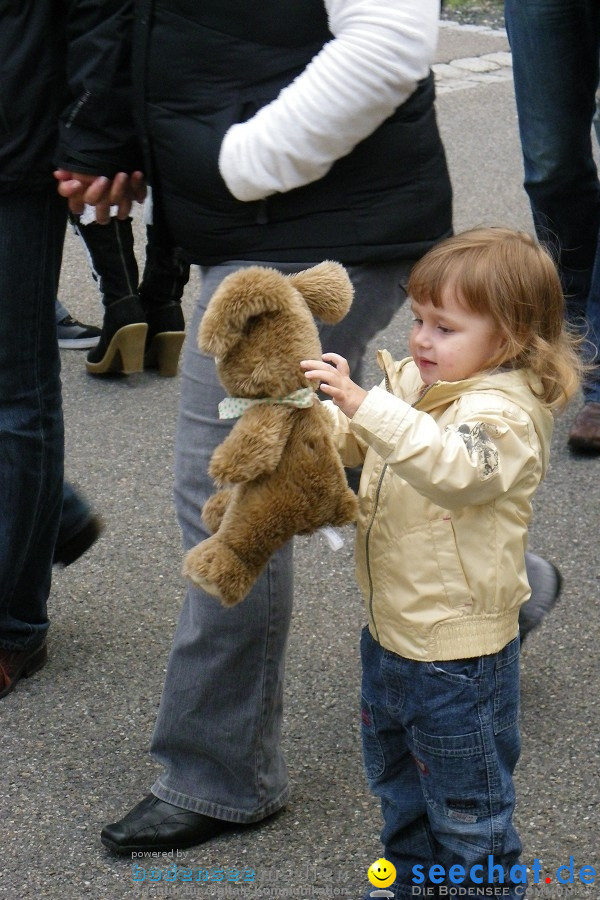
[0,641,47,699]
[101,794,238,854]
[53,515,104,567]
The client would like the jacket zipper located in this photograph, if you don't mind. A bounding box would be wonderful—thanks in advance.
[65,90,91,129]
[364,462,387,642]
[364,375,435,638]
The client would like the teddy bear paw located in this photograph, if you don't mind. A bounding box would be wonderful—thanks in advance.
[183,537,256,607]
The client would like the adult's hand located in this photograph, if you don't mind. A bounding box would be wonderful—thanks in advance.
[54,169,146,222]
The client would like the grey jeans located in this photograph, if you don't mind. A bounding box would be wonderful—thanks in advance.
[150,258,409,820]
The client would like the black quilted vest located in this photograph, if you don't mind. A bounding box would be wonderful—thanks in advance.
[134,0,453,264]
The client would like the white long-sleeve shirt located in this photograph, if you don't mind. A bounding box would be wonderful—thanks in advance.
[218,0,440,202]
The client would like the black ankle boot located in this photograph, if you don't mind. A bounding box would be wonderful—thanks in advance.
[139,235,189,377]
[144,300,185,344]
[86,295,148,375]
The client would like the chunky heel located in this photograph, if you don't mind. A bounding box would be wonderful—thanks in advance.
[145,331,186,377]
[86,323,148,375]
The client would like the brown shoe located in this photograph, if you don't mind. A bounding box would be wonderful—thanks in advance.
[0,641,47,699]
[568,401,600,453]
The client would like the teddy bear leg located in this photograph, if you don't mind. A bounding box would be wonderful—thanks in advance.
[183,536,258,607]
[201,489,232,534]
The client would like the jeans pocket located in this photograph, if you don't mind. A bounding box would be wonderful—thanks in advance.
[361,698,385,782]
[411,726,492,829]
[427,656,482,683]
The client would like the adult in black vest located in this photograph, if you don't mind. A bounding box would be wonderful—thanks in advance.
[100,0,453,852]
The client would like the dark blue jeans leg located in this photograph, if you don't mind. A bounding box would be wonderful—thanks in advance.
[505,0,600,332]
[361,629,434,900]
[361,629,523,900]
[0,188,65,650]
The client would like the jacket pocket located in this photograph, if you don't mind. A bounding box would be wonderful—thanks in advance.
[428,516,473,611]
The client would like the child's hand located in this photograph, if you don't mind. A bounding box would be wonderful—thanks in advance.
[301,353,368,418]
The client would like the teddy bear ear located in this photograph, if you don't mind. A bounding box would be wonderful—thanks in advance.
[287,261,354,324]
[198,266,295,357]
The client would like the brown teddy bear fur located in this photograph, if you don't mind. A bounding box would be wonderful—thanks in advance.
[182,261,358,606]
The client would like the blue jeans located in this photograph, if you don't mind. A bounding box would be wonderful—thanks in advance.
[55,297,70,323]
[0,188,65,651]
[361,628,523,900]
[505,0,600,401]
[150,259,408,820]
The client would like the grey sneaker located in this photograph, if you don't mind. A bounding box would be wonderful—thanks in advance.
[520,556,562,644]
[57,314,101,349]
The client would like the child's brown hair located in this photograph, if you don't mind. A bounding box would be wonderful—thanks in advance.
[407,226,582,410]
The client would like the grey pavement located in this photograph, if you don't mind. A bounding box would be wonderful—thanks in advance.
[2,21,599,900]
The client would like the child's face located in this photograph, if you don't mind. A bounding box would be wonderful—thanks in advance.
[409,287,505,386]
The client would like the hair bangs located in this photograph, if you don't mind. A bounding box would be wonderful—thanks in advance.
[408,236,501,317]
[407,227,583,409]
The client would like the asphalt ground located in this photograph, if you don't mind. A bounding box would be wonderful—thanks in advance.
[2,21,598,900]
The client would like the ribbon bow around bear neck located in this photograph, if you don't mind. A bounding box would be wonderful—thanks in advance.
[218,387,314,420]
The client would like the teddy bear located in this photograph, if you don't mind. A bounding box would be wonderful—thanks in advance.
[182,261,358,607]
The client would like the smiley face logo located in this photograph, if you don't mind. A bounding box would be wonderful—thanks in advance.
[368,858,396,888]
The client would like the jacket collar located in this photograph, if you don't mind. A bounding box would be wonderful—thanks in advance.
[376,350,554,474]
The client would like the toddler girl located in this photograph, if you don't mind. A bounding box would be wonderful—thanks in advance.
[301,227,581,899]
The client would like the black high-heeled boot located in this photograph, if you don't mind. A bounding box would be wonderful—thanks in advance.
[73,217,148,375]
[139,226,189,376]
[86,294,148,375]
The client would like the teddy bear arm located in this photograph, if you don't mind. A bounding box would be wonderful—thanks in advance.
[209,406,294,485]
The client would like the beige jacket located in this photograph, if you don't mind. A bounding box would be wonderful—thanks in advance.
[329,352,554,661]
